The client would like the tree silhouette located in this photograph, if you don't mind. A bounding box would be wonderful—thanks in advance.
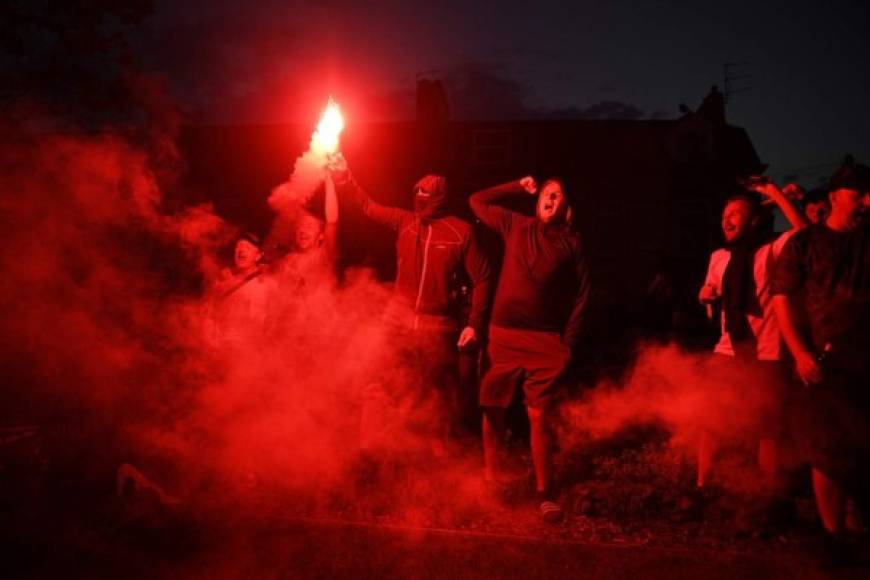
[1,0,154,127]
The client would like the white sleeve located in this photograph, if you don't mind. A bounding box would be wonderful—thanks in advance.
[704,250,725,288]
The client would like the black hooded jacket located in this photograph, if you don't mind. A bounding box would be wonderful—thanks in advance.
[346,177,492,332]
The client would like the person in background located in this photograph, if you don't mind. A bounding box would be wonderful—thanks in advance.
[207,232,275,345]
[802,188,831,225]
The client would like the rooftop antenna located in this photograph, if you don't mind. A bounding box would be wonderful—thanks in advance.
[723,61,752,104]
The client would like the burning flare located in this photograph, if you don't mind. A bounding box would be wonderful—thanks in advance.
[267,97,346,211]
[311,97,345,156]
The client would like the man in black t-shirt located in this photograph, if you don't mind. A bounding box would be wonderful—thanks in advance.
[771,162,870,538]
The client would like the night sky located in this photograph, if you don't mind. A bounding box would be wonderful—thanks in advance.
[8,0,870,184]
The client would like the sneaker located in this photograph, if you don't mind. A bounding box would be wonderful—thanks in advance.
[540,500,564,524]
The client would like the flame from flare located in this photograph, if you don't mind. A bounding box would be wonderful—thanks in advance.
[311,97,344,155]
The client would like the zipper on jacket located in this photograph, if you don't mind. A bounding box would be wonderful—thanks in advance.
[413,224,433,330]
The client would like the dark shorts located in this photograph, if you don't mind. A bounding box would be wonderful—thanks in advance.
[797,367,870,493]
[480,325,571,410]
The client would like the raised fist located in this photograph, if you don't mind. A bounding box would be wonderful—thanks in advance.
[519,176,538,194]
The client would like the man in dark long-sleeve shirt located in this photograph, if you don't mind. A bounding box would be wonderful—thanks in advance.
[470,176,591,523]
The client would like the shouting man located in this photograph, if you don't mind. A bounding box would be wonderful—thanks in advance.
[470,176,591,523]
[697,180,807,489]
[207,232,276,346]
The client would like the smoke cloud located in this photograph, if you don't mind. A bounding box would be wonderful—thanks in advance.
[557,342,792,494]
[0,110,487,525]
[1,102,796,532]
[267,148,327,211]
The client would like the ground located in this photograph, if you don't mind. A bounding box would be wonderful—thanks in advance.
[3,424,869,578]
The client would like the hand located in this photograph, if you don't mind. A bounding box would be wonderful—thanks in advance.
[519,176,538,194]
[326,152,350,184]
[781,183,806,203]
[746,179,784,204]
[794,350,822,385]
[457,326,477,350]
[749,181,782,203]
[698,283,719,304]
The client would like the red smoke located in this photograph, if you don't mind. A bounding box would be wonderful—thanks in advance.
[0,110,789,527]
[0,121,487,520]
[557,343,791,493]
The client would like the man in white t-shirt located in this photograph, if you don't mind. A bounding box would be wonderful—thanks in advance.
[697,181,807,488]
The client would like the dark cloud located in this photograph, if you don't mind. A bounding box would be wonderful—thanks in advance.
[0,0,154,127]
[441,62,531,120]
[545,101,646,120]
[4,0,868,175]
[406,62,650,121]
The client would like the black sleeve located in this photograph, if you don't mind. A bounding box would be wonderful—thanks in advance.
[346,178,412,230]
[462,228,492,333]
[469,181,523,238]
[563,242,592,352]
[770,232,805,297]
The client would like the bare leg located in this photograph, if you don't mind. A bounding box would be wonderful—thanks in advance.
[527,405,550,493]
[482,406,506,482]
[697,432,714,488]
[758,437,778,488]
[812,467,846,534]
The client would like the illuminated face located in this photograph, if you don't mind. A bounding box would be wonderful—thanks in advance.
[234,239,262,271]
[830,188,870,229]
[536,180,569,224]
[721,199,755,243]
[804,200,829,224]
[295,215,324,252]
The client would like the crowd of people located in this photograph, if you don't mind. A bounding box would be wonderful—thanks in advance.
[206,152,869,545]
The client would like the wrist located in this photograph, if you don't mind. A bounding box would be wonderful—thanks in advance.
[795,348,815,360]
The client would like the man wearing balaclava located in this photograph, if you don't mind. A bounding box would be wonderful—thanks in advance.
[328,154,492,454]
[697,179,807,493]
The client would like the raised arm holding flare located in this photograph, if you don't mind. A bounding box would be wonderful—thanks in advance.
[329,152,492,447]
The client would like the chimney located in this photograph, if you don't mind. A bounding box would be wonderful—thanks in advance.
[416,78,449,125]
